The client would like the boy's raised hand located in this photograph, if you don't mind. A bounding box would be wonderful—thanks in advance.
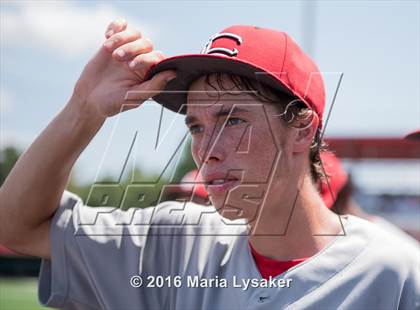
[72,19,175,119]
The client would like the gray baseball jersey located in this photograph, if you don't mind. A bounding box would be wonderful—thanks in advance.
[38,191,420,309]
[373,216,419,249]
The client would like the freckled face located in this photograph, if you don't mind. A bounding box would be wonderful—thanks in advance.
[185,75,291,220]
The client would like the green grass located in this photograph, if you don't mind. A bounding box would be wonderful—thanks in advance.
[0,278,48,310]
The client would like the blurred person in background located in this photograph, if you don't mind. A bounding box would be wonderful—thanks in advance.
[405,129,420,141]
[319,152,419,248]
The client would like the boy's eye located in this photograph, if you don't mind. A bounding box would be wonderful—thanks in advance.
[226,117,244,127]
[189,125,203,135]
[188,118,244,135]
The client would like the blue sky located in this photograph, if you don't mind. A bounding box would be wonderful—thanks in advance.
[1,0,419,190]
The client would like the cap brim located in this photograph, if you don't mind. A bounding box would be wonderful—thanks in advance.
[145,54,293,114]
[405,129,420,141]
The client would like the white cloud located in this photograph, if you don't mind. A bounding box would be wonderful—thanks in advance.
[1,1,157,58]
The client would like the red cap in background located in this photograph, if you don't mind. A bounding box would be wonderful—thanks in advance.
[180,169,208,199]
[319,152,349,209]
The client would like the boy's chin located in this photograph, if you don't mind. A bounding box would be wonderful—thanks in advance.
[214,205,248,221]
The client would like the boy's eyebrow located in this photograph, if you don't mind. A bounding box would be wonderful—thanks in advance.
[185,106,251,126]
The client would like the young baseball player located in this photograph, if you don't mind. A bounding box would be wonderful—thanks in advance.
[0,20,418,309]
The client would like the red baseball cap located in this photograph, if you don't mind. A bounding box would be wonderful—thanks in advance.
[145,25,325,125]
[319,152,348,209]
[404,129,420,141]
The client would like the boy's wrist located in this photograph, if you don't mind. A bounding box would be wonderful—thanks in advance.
[65,93,106,132]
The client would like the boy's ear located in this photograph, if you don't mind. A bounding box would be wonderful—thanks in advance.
[292,112,319,153]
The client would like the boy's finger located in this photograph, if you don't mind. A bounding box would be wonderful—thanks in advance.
[112,38,154,61]
[105,18,128,39]
[124,70,177,101]
[103,28,142,52]
[127,50,165,79]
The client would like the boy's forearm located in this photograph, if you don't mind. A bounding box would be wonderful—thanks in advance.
[0,96,105,244]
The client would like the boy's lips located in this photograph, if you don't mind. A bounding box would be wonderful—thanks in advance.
[204,173,240,194]
[207,179,240,194]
